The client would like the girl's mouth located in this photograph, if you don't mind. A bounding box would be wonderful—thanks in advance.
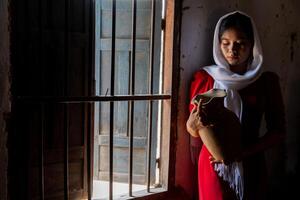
[227,55,239,60]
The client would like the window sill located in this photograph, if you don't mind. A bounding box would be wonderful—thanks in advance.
[92,187,168,200]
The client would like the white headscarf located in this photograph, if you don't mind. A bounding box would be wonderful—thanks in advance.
[202,11,263,200]
[203,10,263,120]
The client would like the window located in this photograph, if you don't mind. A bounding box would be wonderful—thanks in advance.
[92,0,172,199]
[10,0,179,199]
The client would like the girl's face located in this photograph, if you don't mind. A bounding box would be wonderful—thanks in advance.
[220,28,253,74]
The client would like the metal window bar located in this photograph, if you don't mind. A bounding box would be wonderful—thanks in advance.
[64,104,70,200]
[38,0,45,198]
[19,95,170,103]
[38,0,44,96]
[64,0,70,199]
[147,0,156,192]
[88,0,96,199]
[128,0,137,196]
[40,104,45,200]
[18,96,171,103]
[109,0,116,199]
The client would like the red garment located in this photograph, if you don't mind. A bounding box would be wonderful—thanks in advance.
[189,70,286,200]
[189,70,214,112]
[189,70,225,200]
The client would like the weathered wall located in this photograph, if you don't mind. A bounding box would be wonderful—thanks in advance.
[0,0,10,199]
[176,0,300,198]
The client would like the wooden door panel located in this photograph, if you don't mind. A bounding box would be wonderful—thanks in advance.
[44,0,66,31]
[94,0,161,185]
[43,161,84,197]
[101,10,151,38]
[28,104,87,199]
[70,0,86,33]
[14,0,92,199]
[98,146,147,184]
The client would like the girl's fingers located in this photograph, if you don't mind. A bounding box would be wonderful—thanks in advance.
[209,156,224,164]
[191,101,198,113]
[196,99,202,114]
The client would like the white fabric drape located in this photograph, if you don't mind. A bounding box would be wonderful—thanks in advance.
[202,10,264,200]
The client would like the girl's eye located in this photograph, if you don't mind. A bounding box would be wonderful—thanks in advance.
[236,41,247,46]
[221,41,229,45]
[221,39,230,45]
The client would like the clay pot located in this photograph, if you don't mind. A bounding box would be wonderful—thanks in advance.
[192,89,241,164]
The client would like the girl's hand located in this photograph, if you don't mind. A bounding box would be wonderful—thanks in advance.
[186,99,206,137]
[209,156,225,164]
[209,155,240,165]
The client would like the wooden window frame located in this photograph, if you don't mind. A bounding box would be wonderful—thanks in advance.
[89,0,181,199]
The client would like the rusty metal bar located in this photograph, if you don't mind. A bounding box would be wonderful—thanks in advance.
[17,94,171,103]
[38,0,45,198]
[146,0,156,192]
[109,0,116,199]
[64,0,70,198]
[87,0,96,198]
[40,104,45,200]
[128,0,137,196]
[63,104,70,200]
[38,0,44,96]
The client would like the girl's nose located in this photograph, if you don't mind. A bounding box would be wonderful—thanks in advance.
[229,43,239,54]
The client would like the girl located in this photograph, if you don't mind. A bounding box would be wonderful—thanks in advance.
[186,11,286,200]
